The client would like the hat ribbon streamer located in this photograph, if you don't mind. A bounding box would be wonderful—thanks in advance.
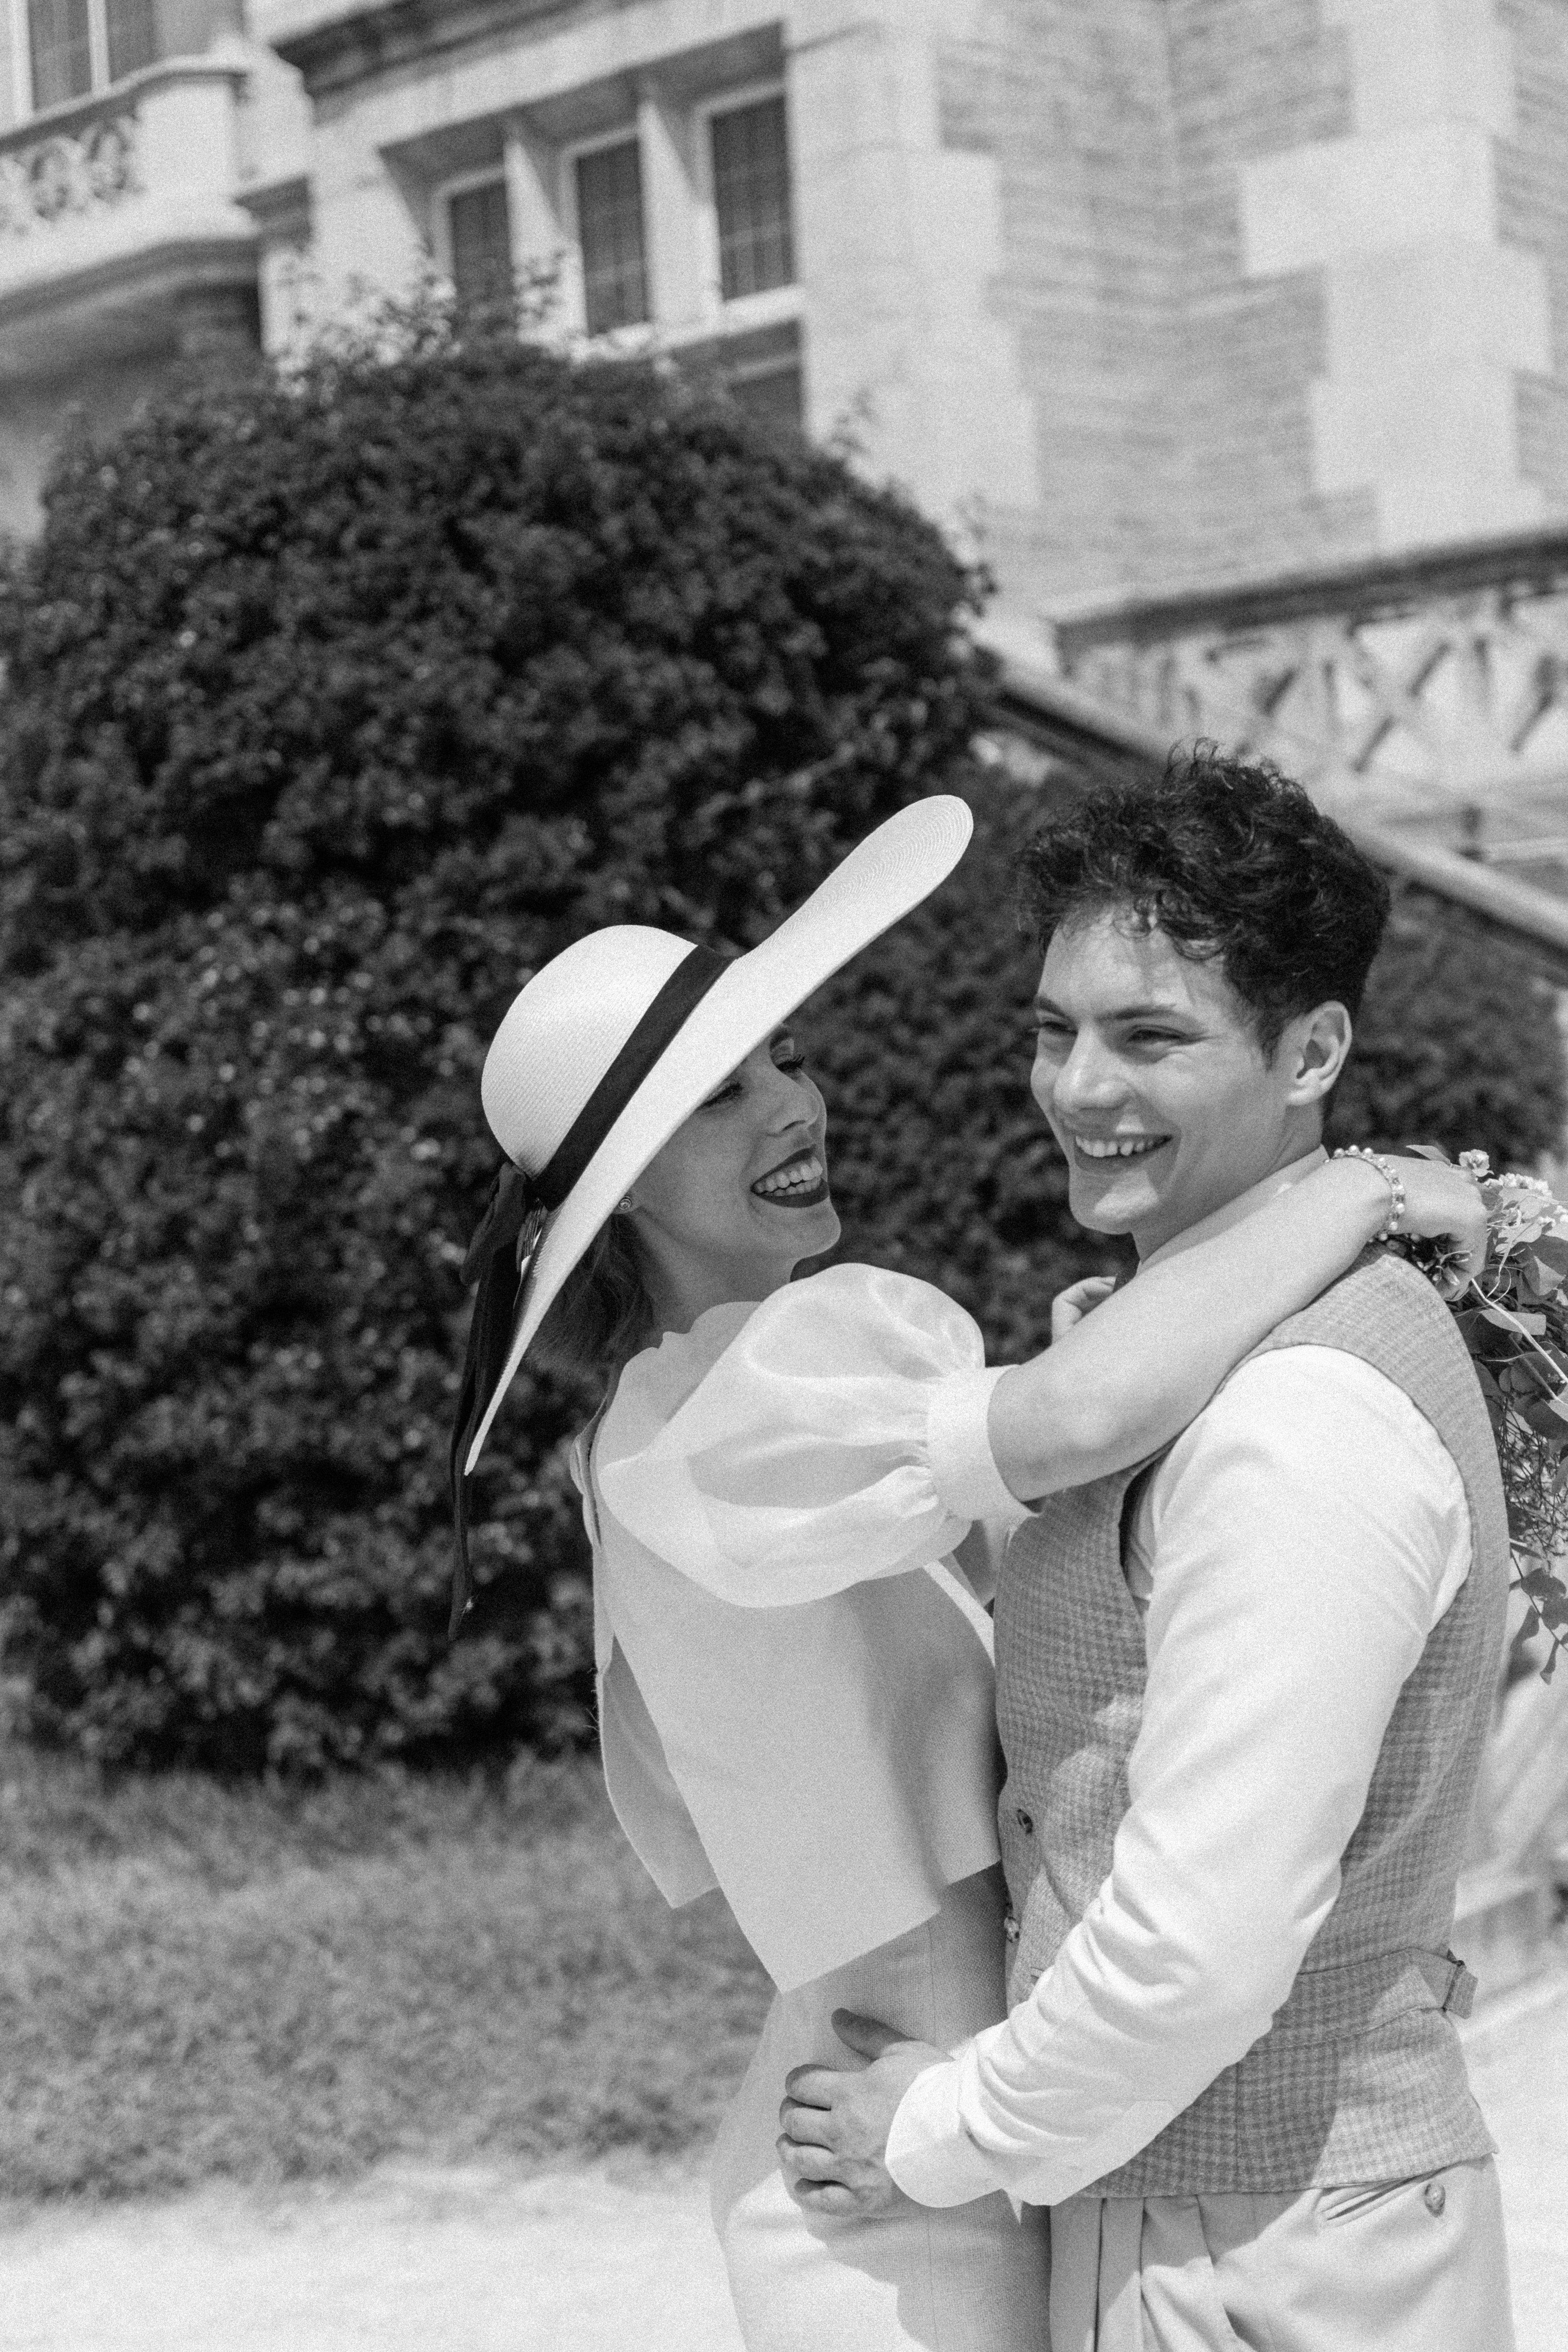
[448,1165,548,1635]
[446,942,730,1637]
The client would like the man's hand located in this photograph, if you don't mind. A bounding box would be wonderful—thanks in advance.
[776,2009,948,2219]
[1050,1273,1117,1343]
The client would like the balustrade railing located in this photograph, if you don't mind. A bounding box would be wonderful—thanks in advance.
[1056,535,1568,856]
[0,52,248,282]
[0,105,139,239]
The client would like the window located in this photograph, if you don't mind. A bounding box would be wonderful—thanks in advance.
[575,138,649,336]
[710,94,793,303]
[27,0,160,110]
[105,0,155,83]
[448,177,512,311]
[29,0,91,106]
[730,356,803,435]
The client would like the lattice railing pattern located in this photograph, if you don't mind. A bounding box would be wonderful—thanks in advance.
[1060,556,1568,839]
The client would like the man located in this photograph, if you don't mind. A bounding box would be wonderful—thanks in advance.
[779,752,1515,2350]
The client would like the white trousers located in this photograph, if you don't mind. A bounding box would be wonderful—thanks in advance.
[1050,2157,1516,2351]
[710,1864,1050,2352]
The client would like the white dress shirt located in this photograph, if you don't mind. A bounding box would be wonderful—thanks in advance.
[887,1180,1473,2209]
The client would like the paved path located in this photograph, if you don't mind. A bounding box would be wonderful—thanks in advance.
[1460,1969,1568,2352]
[0,2158,744,2352]
[2,1975,1564,2352]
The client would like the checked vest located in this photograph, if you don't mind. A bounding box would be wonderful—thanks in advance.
[995,1252,1510,2194]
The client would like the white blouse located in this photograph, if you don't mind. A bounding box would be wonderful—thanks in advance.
[573,1262,1027,1991]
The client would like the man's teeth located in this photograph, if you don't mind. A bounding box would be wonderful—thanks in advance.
[1076,1136,1166,1160]
[753,1153,826,1198]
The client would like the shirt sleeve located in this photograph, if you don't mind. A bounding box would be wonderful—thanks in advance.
[596,1261,1027,1607]
[886,1345,1473,2209]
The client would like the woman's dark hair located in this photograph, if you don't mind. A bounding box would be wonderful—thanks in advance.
[1019,745,1392,1053]
[530,1211,657,1399]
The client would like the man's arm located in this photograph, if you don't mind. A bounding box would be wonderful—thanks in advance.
[780,1346,1470,2211]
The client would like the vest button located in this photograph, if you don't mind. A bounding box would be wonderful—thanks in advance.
[1015,1807,1034,1835]
[1423,2180,1446,2217]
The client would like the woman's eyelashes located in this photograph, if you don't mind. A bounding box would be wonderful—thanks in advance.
[700,1050,808,1111]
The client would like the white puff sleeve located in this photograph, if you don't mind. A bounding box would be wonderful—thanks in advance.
[596,1262,1027,1607]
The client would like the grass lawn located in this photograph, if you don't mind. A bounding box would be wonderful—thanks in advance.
[0,1748,771,2200]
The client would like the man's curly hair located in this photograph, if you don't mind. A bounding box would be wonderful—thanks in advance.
[1019,746,1391,1054]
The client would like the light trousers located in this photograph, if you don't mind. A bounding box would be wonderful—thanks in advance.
[1050,2156,1516,2351]
[710,1864,1049,2352]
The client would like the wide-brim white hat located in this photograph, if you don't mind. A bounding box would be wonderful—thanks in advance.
[465,795,973,1472]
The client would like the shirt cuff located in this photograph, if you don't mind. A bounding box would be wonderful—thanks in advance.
[885,2057,1008,2209]
[926,1366,1027,1526]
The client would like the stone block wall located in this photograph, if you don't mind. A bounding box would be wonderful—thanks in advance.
[1499,0,1568,515]
[929,0,1374,613]
[934,0,1568,624]
[1165,0,1372,588]
[937,0,1181,613]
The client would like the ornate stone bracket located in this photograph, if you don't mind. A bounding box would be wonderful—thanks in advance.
[0,114,138,240]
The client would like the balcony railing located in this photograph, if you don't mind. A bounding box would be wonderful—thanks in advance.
[0,49,250,276]
[1055,533,1568,866]
[0,93,140,241]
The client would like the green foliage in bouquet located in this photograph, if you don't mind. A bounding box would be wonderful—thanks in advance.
[1396,1153,1568,1679]
[0,324,989,1772]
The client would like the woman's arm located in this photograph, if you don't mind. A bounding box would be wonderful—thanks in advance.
[989,1154,1483,1501]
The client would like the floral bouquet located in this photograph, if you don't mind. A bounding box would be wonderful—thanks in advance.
[1392,1149,1568,1681]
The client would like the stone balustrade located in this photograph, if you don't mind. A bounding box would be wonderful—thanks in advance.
[1055,534,1568,865]
[0,50,259,399]
[0,51,252,279]
[0,104,139,240]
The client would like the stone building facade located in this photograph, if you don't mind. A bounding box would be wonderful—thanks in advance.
[240,2,1568,622]
[9,0,1568,857]
[0,1,305,531]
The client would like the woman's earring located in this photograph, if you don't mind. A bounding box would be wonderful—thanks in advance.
[616,1194,636,1215]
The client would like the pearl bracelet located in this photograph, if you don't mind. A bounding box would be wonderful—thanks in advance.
[1333,1145,1407,1242]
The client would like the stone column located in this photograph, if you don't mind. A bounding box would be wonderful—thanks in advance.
[1240,0,1550,549]
[503,118,572,332]
[783,0,1038,636]
[638,79,705,332]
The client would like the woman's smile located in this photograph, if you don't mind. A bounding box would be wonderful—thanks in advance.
[751,1147,830,1207]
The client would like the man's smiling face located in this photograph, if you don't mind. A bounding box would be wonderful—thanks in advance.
[1031,909,1334,1258]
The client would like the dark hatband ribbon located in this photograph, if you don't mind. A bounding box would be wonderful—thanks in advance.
[447,945,728,1635]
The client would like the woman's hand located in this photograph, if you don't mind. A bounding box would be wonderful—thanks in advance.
[1386,1153,1488,1292]
[1051,1274,1118,1343]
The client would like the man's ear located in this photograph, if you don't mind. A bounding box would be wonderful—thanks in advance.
[1282,1001,1353,1105]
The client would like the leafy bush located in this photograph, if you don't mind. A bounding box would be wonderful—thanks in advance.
[0,332,987,1772]
[1326,888,1566,1169]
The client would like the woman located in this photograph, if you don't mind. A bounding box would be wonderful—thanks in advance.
[452,800,1484,2351]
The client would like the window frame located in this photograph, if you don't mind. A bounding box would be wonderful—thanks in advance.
[12,0,161,118]
[692,78,799,330]
[434,163,514,308]
[559,118,653,343]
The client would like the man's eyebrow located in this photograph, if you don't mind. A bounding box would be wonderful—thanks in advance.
[1032,993,1195,1021]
